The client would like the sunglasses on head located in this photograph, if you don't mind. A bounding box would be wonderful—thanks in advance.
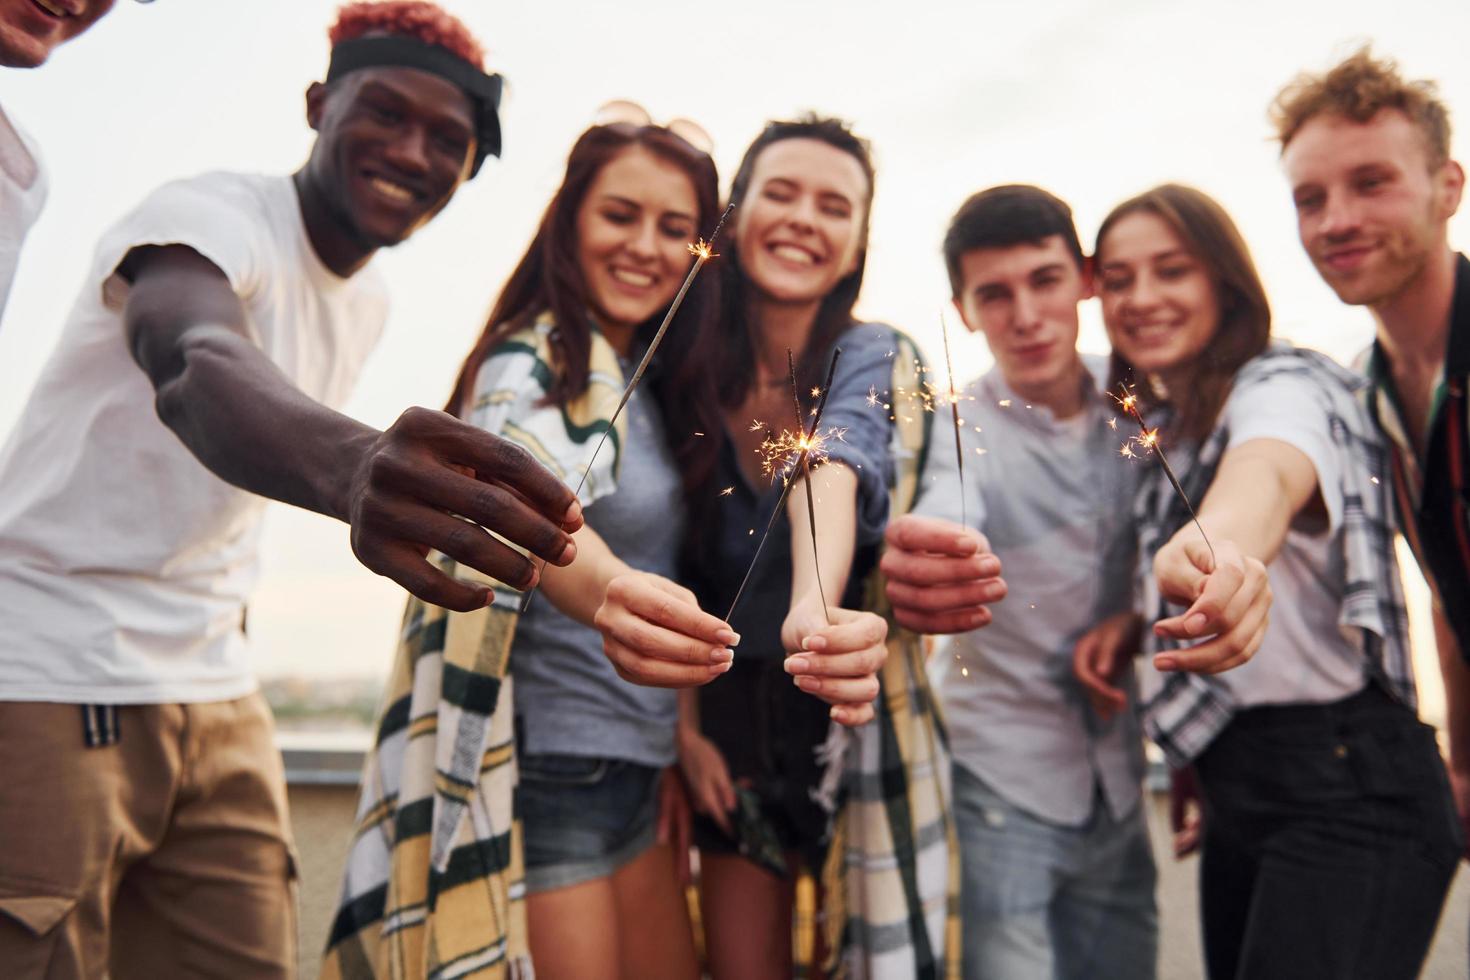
[593,99,714,156]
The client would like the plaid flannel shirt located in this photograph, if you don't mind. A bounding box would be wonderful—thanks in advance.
[322,315,626,980]
[1135,344,1415,768]
[819,329,962,980]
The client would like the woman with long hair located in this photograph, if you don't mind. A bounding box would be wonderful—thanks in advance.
[677,115,922,978]
[1081,183,1461,979]
[327,108,885,980]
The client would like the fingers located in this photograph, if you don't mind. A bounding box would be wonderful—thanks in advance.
[417,408,582,531]
[1170,541,1246,638]
[1073,633,1126,718]
[884,514,987,558]
[880,548,1003,589]
[832,702,875,727]
[411,464,577,567]
[354,538,494,612]
[885,576,1007,614]
[609,575,738,648]
[601,637,732,689]
[794,609,887,655]
[1154,556,1270,674]
[892,605,994,635]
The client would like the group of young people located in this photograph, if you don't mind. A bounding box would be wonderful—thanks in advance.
[1,2,1468,980]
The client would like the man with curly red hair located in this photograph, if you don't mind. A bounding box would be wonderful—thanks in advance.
[0,4,581,977]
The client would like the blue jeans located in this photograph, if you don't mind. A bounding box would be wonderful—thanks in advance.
[517,754,661,894]
[953,764,1158,980]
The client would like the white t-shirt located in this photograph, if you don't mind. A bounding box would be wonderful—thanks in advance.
[0,103,49,330]
[0,172,388,704]
[1208,369,1369,707]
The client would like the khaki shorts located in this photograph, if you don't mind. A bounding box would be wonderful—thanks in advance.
[0,693,298,979]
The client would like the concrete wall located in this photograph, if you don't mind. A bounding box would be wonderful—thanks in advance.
[286,782,1469,979]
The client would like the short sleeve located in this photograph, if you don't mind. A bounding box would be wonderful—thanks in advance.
[812,323,898,547]
[466,335,621,509]
[1224,368,1344,533]
[97,174,265,319]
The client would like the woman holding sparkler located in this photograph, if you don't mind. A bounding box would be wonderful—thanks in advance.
[329,108,890,980]
[677,116,950,978]
[1080,183,1460,980]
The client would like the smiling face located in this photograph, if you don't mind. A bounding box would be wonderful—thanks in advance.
[1281,108,1463,309]
[953,235,1088,408]
[732,137,870,308]
[1097,210,1222,381]
[303,66,476,253]
[574,145,700,344]
[0,0,115,68]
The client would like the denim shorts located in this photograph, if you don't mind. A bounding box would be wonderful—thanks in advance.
[517,753,661,894]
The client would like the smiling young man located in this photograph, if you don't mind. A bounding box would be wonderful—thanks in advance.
[1,0,126,327]
[1273,49,1470,855]
[878,185,1160,980]
[0,4,581,976]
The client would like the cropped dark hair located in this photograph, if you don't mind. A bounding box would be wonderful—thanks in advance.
[942,184,1084,297]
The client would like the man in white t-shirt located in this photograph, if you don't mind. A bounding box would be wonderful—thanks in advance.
[0,4,583,976]
[1,0,125,327]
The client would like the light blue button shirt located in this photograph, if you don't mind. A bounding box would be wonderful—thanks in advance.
[920,355,1146,826]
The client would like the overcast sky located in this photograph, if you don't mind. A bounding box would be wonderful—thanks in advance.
[3,0,1467,681]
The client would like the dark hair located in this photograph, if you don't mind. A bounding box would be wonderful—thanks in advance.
[715,114,877,405]
[1272,46,1451,168]
[942,184,1085,297]
[1096,184,1272,444]
[447,124,723,498]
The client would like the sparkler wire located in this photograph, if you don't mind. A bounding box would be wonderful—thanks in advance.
[519,202,735,612]
[725,347,844,622]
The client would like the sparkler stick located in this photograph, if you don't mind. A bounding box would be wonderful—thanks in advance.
[520,202,735,612]
[1113,383,1216,568]
[725,347,844,623]
[788,350,831,626]
[939,313,967,528]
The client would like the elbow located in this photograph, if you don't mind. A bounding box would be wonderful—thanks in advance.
[146,327,238,437]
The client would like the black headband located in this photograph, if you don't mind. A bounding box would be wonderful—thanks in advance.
[326,35,503,177]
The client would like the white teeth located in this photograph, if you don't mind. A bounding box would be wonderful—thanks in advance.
[368,177,414,203]
[610,268,655,287]
[770,244,816,266]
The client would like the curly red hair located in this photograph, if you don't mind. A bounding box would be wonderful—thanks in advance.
[329,2,485,68]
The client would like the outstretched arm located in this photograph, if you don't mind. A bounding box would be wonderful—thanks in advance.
[122,244,581,612]
[1149,437,1314,672]
[782,463,887,726]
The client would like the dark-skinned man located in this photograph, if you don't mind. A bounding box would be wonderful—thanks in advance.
[0,4,584,977]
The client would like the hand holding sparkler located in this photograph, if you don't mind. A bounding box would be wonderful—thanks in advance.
[1149,536,1270,674]
[781,596,887,727]
[594,571,739,688]
[880,514,1006,635]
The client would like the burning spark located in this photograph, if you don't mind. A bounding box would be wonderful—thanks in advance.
[1111,382,1215,567]
[999,399,1012,408]
[865,386,880,408]
[720,486,734,496]
[810,386,822,398]
[726,348,845,622]
[1107,417,1118,430]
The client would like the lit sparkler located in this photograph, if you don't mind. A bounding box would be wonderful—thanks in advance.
[520,202,735,612]
[790,351,831,625]
[1112,383,1216,566]
[939,313,968,527]
[725,348,844,622]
